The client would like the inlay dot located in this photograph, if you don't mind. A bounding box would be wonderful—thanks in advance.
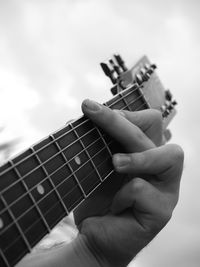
[0,218,4,229]
[75,156,81,165]
[37,184,45,195]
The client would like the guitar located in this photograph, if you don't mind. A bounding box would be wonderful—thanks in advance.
[0,54,177,267]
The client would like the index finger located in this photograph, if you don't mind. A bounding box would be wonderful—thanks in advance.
[82,99,155,153]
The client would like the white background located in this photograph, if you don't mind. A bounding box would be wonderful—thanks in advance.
[0,0,200,266]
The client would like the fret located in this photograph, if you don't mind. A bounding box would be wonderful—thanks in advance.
[108,94,127,110]
[34,138,66,174]
[70,123,103,190]
[137,85,150,109]
[71,119,114,184]
[95,126,112,157]
[56,174,84,212]
[0,162,20,193]
[92,146,113,180]
[0,248,9,267]
[51,130,87,199]
[49,134,71,215]
[0,198,20,250]
[0,195,31,266]
[0,162,45,250]
[136,102,148,111]
[119,92,131,111]
[11,157,51,234]
[123,85,147,111]
[30,147,68,228]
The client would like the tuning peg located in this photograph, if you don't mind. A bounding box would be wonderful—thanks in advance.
[144,63,150,70]
[110,85,118,95]
[165,90,173,101]
[136,74,143,84]
[109,59,121,75]
[150,64,157,70]
[172,100,177,106]
[162,108,170,118]
[140,67,146,75]
[168,103,174,111]
[140,68,150,82]
[146,68,154,75]
[100,62,117,84]
[114,54,128,72]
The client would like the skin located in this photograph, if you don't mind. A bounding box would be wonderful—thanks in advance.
[18,99,184,267]
[74,99,184,267]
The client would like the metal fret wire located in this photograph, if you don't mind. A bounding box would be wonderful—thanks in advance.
[0,84,141,178]
[0,248,9,267]
[0,88,147,256]
[0,126,97,215]
[2,148,115,252]
[50,131,87,199]
[70,124,103,182]
[0,94,145,217]
[1,102,147,261]
[0,100,147,239]
[0,88,143,196]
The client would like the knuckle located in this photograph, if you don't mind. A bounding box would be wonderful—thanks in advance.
[150,109,163,124]
[110,109,120,124]
[161,209,172,225]
[148,210,172,235]
[130,177,146,194]
[170,144,184,164]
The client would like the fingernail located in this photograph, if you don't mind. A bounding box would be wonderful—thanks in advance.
[113,154,131,168]
[82,99,102,112]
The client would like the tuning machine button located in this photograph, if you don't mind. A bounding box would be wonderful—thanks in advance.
[144,63,150,70]
[136,74,143,85]
[162,108,170,118]
[172,100,177,106]
[100,62,117,84]
[150,64,157,70]
[114,54,128,72]
[165,90,173,101]
[109,59,121,75]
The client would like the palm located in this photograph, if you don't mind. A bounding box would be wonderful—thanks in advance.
[73,108,177,266]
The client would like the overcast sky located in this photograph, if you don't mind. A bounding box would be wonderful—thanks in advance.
[0,0,200,266]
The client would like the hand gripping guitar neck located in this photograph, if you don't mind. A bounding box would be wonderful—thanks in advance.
[0,54,177,267]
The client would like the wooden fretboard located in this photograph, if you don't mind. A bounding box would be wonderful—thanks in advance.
[0,83,148,267]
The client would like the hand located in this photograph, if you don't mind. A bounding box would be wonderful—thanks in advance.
[74,99,184,267]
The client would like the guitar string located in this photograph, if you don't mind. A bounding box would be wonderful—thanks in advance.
[0,91,144,202]
[0,86,144,194]
[0,84,142,178]
[0,100,147,239]
[3,102,147,255]
[0,93,147,251]
[2,101,147,254]
[3,152,115,252]
[0,98,146,218]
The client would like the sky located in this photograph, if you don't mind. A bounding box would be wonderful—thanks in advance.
[0,0,200,266]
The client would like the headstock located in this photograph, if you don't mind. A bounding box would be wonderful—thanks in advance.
[100,54,177,128]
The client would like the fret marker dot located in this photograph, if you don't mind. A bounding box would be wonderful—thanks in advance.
[37,184,45,195]
[75,156,81,165]
[0,218,4,229]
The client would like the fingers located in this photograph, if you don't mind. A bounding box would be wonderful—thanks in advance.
[113,144,184,185]
[164,129,172,142]
[111,178,156,213]
[82,99,155,153]
[116,109,164,146]
[111,178,172,228]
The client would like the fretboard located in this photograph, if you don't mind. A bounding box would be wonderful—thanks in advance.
[0,83,148,267]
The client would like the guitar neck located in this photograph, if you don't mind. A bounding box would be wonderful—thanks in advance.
[0,83,148,267]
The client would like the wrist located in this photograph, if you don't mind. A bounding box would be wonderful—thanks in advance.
[72,234,104,267]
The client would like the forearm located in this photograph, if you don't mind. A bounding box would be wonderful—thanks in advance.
[17,234,102,267]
